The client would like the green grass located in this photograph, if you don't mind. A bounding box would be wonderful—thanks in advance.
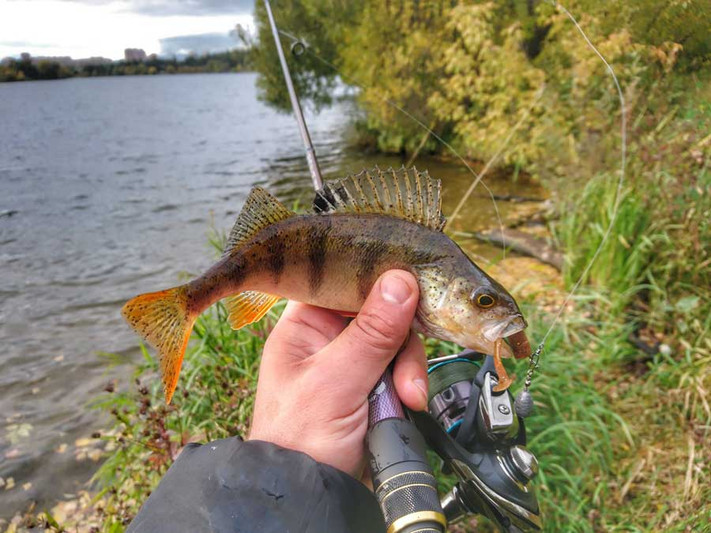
[6,38,710,533]
[86,300,282,530]
[9,160,710,532]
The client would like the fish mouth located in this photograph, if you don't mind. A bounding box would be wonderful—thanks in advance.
[482,315,531,360]
[482,315,527,342]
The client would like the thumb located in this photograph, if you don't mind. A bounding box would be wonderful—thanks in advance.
[313,270,419,398]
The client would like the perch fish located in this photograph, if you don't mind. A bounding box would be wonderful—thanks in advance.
[122,167,531,402]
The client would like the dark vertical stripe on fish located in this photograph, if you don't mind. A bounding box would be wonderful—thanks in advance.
[307,221,330,295]
[266,233,286,284]
[357,240,388,300]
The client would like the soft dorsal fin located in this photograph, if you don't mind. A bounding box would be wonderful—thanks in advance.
[224,187,294,255]
[313,166,446,231]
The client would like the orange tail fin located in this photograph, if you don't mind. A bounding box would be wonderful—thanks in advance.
[121,286,196,403]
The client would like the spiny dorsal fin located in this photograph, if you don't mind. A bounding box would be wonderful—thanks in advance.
[225,290,281,330]
[313,166,446,231]
[224,187,294,255]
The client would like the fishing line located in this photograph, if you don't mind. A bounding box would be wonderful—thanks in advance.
[276,28,511,260]
[446,85,545,231]
[515,0,628,385]
[277,0,628,384]
[537,0,627,347]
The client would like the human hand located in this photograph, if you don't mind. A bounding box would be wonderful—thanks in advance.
[249,270,429,478]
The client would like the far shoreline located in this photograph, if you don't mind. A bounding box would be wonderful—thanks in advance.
[1,49,253,83]
[0,69,257,84]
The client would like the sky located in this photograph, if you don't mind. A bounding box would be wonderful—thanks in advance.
[0,0,255,60]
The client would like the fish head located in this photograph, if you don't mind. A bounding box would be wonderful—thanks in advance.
[415,265,530,359]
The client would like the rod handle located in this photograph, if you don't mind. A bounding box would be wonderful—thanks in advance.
[367,418,446,533]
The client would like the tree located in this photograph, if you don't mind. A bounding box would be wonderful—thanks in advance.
[251,0,364,111]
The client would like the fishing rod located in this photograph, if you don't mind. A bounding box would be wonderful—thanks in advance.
[262,3,547,532]
[263,0,322,190]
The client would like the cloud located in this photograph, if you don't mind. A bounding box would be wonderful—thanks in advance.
[25,0,255,16]
[0,41,55,49]
[160,31,240,56]
[0,0,253,59]
[128,0,254,16]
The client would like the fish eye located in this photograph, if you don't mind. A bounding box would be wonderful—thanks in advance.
[473,290,496,308]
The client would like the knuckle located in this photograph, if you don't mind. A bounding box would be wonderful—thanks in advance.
[353,308,400,351]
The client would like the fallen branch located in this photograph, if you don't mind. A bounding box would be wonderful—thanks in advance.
[472,193,545,203]
[469,228,563,270]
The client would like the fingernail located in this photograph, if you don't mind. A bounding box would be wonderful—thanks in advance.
[413,378,428,410]
[381,274,411,304]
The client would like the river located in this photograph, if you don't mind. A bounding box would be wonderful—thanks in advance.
[0,72,543,518]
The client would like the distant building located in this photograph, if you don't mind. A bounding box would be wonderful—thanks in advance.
[74,57,113,67]
[20,52,31,62]
[33,56,72,66]
[124,48,147,62]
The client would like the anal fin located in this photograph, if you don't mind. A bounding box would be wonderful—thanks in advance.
[225,291,281,330]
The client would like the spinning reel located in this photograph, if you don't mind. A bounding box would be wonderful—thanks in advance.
[410,351,543,532]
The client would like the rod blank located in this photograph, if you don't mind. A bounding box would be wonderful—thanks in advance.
[263,0,323,190]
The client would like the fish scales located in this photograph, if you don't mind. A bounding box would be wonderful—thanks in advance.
[306,219,330,293]
[188,214,445,314]
[122,167,531,402]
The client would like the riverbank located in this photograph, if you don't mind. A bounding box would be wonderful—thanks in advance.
[4,165,709,531]
[2,1,709,527]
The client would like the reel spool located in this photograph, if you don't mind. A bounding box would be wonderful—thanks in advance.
[428,358,481,436]
[416,352,543,532]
